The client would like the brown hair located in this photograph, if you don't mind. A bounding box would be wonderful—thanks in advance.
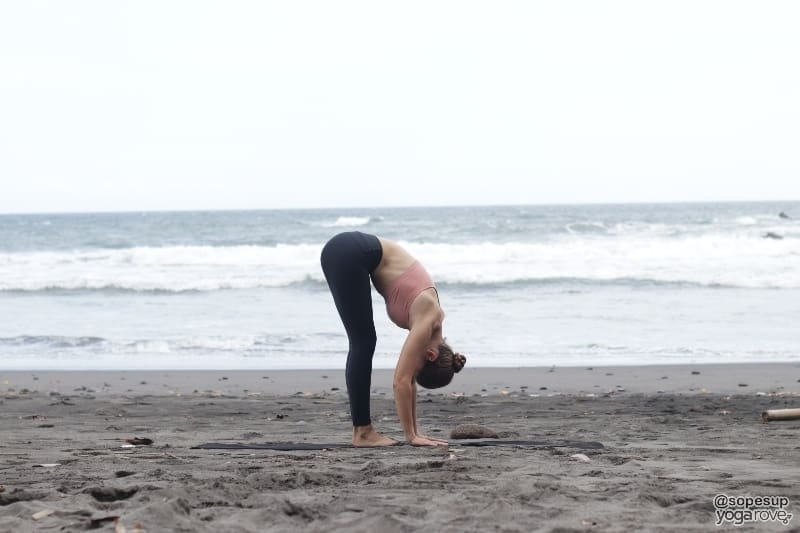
[415,341,466,389]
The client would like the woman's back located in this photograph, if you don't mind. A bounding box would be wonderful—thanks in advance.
[371,237,416,294]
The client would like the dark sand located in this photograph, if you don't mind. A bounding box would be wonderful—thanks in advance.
[1,364,799,532]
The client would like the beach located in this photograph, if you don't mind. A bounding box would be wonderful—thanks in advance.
[3,1,799,530]
[1,364,799,532]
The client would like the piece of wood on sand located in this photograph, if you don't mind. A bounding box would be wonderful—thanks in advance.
[761,408,800,423]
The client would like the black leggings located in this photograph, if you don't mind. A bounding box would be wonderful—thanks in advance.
[320,231,383,427]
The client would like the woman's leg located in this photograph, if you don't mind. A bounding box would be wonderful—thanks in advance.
[320,232,379,427]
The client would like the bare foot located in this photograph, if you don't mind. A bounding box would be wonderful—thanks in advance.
[352,424,399,447]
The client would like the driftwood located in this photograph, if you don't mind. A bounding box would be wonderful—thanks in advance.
[761,408,800,423]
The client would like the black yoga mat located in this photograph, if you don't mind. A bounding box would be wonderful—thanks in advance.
[192,439,604,451]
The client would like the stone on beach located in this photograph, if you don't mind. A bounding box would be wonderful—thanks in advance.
[449,424,499,439]
[125,437,154,446]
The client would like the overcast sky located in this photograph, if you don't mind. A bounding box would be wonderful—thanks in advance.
[1,1,798,214]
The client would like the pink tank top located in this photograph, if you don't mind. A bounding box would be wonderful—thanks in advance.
[383,261,437,329]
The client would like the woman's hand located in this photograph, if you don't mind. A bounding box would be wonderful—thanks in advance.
[417,434,448,445]
[409,435,448,446]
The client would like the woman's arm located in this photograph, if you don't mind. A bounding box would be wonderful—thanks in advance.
[411,380,417,435]
[411,381,448,445]
[393,321,444,446]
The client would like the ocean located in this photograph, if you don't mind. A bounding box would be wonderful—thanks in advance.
[1,202,798,370]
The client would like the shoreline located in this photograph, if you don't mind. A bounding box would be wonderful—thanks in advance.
[3,362,799,397]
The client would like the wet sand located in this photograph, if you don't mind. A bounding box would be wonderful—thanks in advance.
[1,364,799,532]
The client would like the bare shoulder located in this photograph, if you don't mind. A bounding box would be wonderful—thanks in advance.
[408,290,444,329]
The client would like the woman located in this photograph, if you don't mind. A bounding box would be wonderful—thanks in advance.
[320,231,466,447]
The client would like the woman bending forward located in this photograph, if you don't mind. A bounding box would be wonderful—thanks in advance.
[320,231,466,447]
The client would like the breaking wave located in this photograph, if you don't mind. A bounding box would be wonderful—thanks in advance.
[1,232,798,292]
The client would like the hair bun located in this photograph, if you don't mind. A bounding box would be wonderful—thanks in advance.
[452,352,466,373]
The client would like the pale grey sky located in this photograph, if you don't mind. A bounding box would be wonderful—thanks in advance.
[1,1,798,214]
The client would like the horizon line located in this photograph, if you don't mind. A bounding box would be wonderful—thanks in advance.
[0,198,798,217]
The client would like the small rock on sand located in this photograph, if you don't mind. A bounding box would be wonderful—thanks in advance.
[570,453,591,463]
[450,424,499,439]
[125,437,153,446]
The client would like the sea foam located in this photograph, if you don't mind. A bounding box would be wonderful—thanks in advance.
[0,232,798,291]
[321,216,372,227]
